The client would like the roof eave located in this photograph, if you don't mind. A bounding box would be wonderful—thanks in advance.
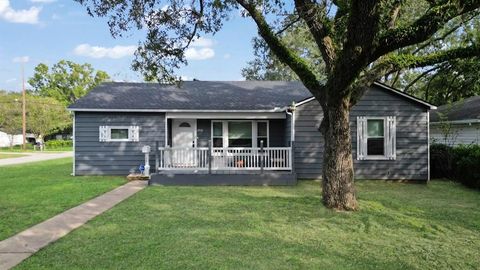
[372,82,437,109]
[430,119,480,125]
[67,108,288,113]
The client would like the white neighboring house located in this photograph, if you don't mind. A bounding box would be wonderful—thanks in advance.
[430,95,480,146]
[0,131,36,148]
[0,131,24,147]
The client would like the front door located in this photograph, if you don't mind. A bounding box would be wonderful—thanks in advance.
[172,119,196,166]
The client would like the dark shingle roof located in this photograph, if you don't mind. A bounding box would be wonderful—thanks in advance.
[430,95,480,122]
[68,81,311,111]
[69,80,436,111]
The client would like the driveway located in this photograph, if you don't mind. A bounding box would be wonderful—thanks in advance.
[0,152,73,167]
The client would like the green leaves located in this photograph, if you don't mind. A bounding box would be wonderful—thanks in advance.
[28,60,110,105]
[0,92,71,140]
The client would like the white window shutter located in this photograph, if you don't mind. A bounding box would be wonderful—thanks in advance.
[99,126,108,142]
[386,116,396,160]
[129,126,140,142]
[357,117,367,160]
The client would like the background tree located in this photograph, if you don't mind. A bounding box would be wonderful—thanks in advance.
[0,91,22,148]
[28,60,110,105]
[76,0,480,210]
[242,4,480,106]
[384,7,480,105]
[242,21,325,81]
[26,95,72,140]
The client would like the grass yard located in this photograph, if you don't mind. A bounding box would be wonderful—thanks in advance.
[0,158,125,241]
[17,179,480,269]
[0,153,28,159]
[0,145,73,153]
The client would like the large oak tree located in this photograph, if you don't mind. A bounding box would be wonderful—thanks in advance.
[76,0,480,210]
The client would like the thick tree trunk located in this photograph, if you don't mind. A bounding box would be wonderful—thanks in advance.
[321,98,358,211]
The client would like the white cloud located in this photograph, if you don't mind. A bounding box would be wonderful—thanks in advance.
[185,47,215,60]
[12,56,29,63]
[184,37,215,61]
[5,78,16,83]
[190,37,214,47]
[223,53,231,59]
[0,0,41,24]
[73,44,136,59]
[30,0,56,3]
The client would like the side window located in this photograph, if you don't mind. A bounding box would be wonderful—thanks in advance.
[366,119,384,155]
[357,117,395,160]
[99,126,139,142]
[111,128,129,140]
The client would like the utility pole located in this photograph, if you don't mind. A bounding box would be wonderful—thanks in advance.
[22,64,26,150]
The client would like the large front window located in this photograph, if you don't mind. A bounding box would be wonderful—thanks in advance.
[211,120,269,148]
[228,122,252,147]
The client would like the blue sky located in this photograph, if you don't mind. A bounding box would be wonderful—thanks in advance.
[0,0,258,91]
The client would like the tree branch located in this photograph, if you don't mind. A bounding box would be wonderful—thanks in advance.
[412,10,480,55]
[294,0,336,71]
[386,43,480,70]
[403,64,445,94]
[235,0,323,96]
[373,0,480,60]
[276,15,301,35]
[325,0,381,100]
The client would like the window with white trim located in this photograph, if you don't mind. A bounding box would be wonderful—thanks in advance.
[228,121,252,147]
[257,121,268,147]
[357,116,396,160]
[212,121,224,147]
[99,126,140,142]
[211,120,269,148]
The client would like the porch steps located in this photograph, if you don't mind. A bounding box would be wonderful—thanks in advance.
[149,172,297,186]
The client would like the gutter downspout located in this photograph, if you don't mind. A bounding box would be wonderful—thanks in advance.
[285,103,296,176]
[285,102,296,144]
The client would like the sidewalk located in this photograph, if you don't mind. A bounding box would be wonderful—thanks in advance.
[0,152,73,167]
[0,180,147,270]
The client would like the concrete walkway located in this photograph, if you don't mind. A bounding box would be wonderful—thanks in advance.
[0,152,73,167]
[0,181,147,270]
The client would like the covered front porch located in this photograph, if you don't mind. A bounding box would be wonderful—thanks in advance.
[149,111,296,185]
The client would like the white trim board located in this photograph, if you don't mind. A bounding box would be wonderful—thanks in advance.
[69,108,287,113]
[430,119,480,125]
[166,112,286,119]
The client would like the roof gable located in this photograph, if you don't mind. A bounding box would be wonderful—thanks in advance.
[295,82,436,110]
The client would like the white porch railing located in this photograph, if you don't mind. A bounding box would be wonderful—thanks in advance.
[157,147,292,171]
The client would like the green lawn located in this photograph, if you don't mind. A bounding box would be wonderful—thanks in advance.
[0,144,73,153]
[0,158,125,240]
[17,179,480,269]
[0,153,28,159]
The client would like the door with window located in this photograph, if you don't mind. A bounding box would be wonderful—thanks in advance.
[172,119,196,166]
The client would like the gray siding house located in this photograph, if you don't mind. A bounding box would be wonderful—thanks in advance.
[69,81,436,185]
